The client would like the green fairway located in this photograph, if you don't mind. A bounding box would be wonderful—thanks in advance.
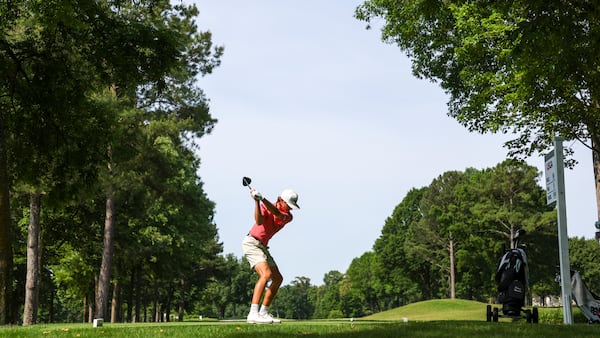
[1,300,597,337]
[1,320,600,338]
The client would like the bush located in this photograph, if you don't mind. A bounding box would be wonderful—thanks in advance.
[327,310,344,319]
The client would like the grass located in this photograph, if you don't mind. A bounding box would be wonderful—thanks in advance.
[365,299,588,324]
[365,299,486,321]
[1,300,598,337]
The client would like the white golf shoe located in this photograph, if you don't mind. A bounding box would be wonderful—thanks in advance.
[246,312,273,324]
[260,312,281,324]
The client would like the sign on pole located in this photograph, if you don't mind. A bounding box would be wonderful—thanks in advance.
[545,137,573,324]
[545,150,557,205]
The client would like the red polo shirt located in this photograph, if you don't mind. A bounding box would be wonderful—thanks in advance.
[248,203,292,246]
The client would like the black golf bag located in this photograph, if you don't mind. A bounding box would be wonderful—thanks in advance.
[495,246,528,316]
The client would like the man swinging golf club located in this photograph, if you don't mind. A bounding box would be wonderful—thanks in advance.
[241,178,300,324]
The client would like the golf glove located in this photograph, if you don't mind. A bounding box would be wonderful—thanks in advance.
[251,190,263,201]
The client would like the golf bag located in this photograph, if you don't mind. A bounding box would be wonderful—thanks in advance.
[571,271,600,323]
[494,235,529,316]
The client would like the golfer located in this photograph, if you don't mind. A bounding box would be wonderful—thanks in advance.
[242,188,300,324]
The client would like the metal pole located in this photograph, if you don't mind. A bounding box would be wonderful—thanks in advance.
[555,137,573,324]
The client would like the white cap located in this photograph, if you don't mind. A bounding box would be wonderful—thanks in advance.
[281,189,300,209]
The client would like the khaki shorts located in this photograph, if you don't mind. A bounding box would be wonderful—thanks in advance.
[242,235,278,269]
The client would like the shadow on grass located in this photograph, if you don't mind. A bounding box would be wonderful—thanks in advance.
[2,320,600,337]
[223,321,600,338]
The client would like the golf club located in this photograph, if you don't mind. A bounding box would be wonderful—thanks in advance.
[242,176,252,190]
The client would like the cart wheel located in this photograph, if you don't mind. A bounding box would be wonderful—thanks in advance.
[532,307,539,324]
[486,305,492,322]
[525,309,532,323]
[493,307,499,322]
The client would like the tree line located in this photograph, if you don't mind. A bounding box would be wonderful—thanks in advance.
[1,0,223,325]
[197,160,600,320]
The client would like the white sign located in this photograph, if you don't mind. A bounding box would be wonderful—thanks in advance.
[544,150,557,204]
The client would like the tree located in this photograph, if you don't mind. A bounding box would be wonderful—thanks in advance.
[569,237,600,296]
[1,0,119,324]
[355,1,600,219]
[462,159,557,301]
[313,270,343,319]
[275,277,315,319]
[413,170,474,299]
[88,100,221,323]
[92,1,222,321]
[374,187,431,306]
[372,160,557,305]
[1,0,222,324]
[0,124,10,324]
[345,252,380,316]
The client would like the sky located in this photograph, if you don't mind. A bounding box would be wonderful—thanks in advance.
[188,0,598,286]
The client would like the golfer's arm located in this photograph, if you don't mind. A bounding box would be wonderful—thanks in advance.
[254,200,263,225]
[261,199,289,222]
[261,199,282,217]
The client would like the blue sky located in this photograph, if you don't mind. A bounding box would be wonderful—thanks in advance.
[189,0,597,286]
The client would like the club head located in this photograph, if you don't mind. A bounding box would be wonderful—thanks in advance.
[242,176,252,188]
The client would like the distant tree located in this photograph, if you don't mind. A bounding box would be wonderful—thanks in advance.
[199,254,252,319]
[338,275,363,318]
[373,160,557,305]
[355,1,600,220]
[374,187,431,306]
[275,277,315,319]
[227,256,255,318]
[412,170,474,299]
[461,160,557,301]
[345,252,380,316]
[313,270,343,319]
[192,255,253,319]
[569,237,600,296]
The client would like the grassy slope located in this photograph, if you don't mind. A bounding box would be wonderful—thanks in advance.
[364,299,499,321]
[363,299,586,324]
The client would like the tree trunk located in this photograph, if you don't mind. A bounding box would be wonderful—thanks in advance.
[153,283,159,322]
[83,295,87,323]
[88,279,94,324]
[111,278,119,323]
[87,277,96,323]
[95,182,115,320]
[134,270,141,323]
[48,282,54,323]
[449,238,456,299]
[127,270,134,322]
[88,302,93,323]
[165,286,172,322]
[23,192,41,326]
[0,122,13,325]
[178,279,185,322]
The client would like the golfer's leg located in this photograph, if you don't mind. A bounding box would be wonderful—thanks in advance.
[252,262,272,304]
[262,265,283,306]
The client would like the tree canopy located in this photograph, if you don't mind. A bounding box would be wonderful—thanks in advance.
[1,0,223,325]
[369,160,557,304]
[355,0,600,218]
